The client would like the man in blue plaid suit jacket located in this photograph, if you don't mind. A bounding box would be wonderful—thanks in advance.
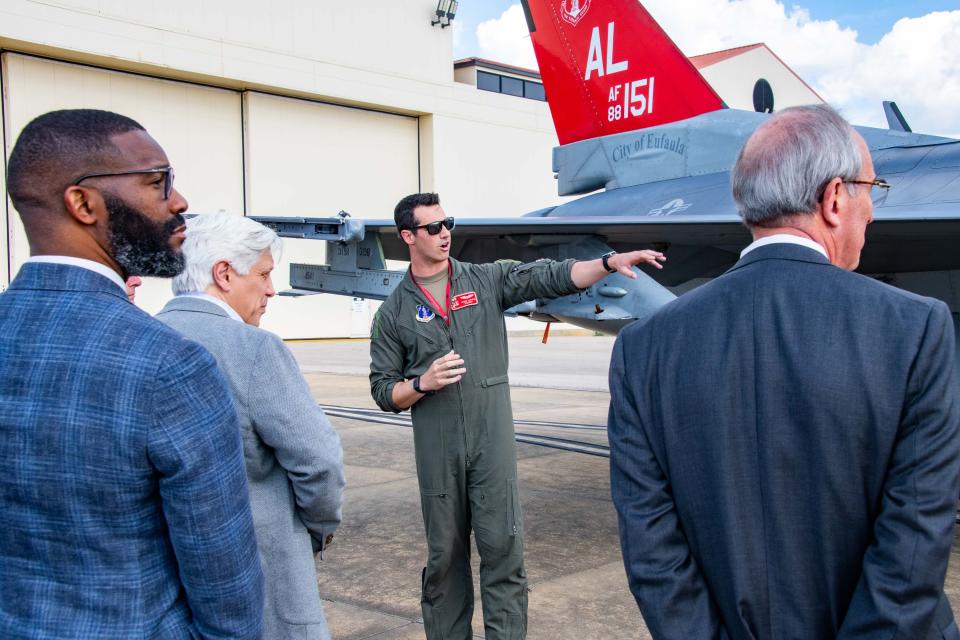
[0,110,264,638]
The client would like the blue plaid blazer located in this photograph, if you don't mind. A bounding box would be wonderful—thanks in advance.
[0,263,264,639]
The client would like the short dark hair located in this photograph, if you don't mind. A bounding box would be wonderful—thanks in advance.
[394,192,440,231]
[7,109,145,214]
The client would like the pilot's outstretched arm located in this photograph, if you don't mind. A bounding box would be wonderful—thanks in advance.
[494,250,666,311]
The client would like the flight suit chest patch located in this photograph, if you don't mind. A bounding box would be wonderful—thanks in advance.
[450,291,478,311]
[415,304,435,323]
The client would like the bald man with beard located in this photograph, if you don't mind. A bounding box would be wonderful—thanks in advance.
[0,109,263,639]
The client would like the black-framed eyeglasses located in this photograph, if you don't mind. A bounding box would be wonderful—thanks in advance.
[73,166,175,200]
[411,217,455,235]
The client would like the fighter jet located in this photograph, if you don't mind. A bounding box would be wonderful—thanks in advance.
[255,0,960,349]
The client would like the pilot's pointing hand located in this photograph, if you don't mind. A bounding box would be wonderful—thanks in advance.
[420,350,466,392]
[610,250,666,278]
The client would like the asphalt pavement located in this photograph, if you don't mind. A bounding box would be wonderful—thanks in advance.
[288,335,960,639]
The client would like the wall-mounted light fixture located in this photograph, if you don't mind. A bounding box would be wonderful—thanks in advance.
[431,0,458,28]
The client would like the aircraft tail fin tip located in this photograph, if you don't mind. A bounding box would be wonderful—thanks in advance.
[524,0,724,144]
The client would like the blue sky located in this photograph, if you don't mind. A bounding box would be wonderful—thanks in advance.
[453,1,959,56]
[793,0,959,43]
[451,1,960,136]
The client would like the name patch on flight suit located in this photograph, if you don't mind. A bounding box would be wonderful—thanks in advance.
[451,292,479,311]
[415,304,435,323]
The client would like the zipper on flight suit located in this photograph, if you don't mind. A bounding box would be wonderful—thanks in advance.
[440,320,470,469]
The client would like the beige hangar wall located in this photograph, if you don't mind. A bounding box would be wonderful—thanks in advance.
[425,111,579,335]
[243,92,420,338]
[0,0,453,110]
[0,53,244,315]
[0,58,421,338]
[430,112,561,218]
[0,1,577,337]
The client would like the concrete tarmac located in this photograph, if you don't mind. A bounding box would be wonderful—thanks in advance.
[293,334,615,392]
[290,335,960,639]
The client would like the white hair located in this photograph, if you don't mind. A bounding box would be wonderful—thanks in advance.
[172,212,283,295]
[731,104,863,227]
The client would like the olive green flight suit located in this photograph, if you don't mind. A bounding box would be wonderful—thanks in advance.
[370,257,579,640]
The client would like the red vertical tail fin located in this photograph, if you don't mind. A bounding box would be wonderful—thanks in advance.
[521,0,725,145]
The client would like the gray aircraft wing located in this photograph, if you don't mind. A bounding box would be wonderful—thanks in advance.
[256,189,960,328]
[254,114,960,334]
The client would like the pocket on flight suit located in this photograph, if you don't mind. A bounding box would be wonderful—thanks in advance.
[475,375,510,449]
[472,477,523,559]
[398,319,443,370]
[480,374,509,388]
[507,478,523,540]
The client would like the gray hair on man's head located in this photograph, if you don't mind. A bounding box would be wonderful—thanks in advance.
[172,212,283,295]
[731,104,863,227]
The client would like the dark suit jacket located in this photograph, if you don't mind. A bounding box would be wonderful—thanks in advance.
[608,243,960,639]
[0,263,264,639]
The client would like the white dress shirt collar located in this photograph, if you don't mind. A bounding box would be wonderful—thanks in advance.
[26,256,127,293]
[740,234,829,260]
[179,292,245,323]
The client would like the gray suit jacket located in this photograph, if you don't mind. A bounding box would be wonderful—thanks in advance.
[158,296,345,640]
[609,244,960,639]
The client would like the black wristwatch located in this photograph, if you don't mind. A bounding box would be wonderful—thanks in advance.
[412,375,427,394]
[601,251,617,273]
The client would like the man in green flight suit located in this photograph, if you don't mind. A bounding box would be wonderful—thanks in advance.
[370,193,665,640]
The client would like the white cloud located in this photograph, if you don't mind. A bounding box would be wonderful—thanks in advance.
[473,2,960,137]
[815,11,960,136]
[476,4,538,69]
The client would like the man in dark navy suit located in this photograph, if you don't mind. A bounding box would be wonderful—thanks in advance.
[609,104,960,639]
[0,110,263,639]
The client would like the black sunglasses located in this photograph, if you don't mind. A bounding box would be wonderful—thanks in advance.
[73,166,175,200]
[411,217,455,235]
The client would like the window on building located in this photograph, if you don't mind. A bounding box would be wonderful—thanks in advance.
[474,69,546,102]
[524,81,546,101]
[477,71,500,93]
[501,76,524,97]
[753,78,775,113]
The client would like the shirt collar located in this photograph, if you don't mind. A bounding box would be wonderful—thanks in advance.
[25,256,127,293]
[178,292,245,323]
[740,234,828,260]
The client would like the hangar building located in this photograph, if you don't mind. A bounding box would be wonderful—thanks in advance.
[1,1,821,338]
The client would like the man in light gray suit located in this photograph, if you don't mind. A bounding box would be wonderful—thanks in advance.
[609,105,960,639]
[157,212,346,640]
